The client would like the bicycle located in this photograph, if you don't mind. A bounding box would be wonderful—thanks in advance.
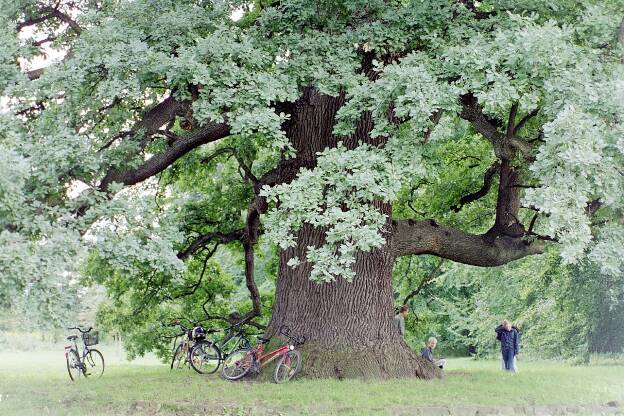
[221,325,305,383]
[189,314,259,375]
[170,319,219,374]
[64,326,105,381]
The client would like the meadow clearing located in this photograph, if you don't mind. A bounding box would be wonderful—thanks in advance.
[1,345,623,416]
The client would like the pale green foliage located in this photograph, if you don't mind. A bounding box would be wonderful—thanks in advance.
[89,185,187,280]
[525,69,624,269]
[589,224,624,277]
[1,0,624,319]
[335,53,460,138]
[0,26,21,92]
[261,144,399,282]
[0,145,28,222]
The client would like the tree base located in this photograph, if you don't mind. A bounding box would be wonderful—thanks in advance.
[294,341,442,380]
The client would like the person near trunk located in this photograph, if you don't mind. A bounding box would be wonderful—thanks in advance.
[420,337,446,369]
[495,319,520,373]
[394,305,409,338]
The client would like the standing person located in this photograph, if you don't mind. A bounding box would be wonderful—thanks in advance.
[394,305,409,338]
[420,337,447,369]
[495,320,520,373]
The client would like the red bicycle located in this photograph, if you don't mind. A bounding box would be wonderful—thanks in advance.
[221,325,305,383]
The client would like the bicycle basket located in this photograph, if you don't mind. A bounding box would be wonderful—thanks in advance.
[83,331,99,346]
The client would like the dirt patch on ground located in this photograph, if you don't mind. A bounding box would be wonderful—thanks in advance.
[118,400,623,416]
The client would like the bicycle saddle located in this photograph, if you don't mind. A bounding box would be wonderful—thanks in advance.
[66,335,78,341]
[258,336,271,344]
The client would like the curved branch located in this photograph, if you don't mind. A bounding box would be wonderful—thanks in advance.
[45,8,82,35]
[422,110,443,144]
[391,219,544,266]
[177,230,244,260]
[459,94,503,144]
[403,259,445,305]
[101,122,230,190]
[513,108,539,135]
[201,147,260,186]
[242,195,268,317]
[20,5,82,80]
[173,244,219,299]
[452,162,499,212]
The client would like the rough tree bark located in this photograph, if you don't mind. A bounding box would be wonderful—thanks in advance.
[263,87,441,379]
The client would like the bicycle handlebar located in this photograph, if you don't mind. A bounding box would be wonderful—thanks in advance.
[67,326,92,333]
[269,325,305,346]
[229,316,251,329]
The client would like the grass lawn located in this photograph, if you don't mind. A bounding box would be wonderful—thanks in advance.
[1,346,623,415]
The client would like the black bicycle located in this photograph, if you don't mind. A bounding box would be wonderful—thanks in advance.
[64,326,105,381]
[170,319,219,373]
[188,315,258,375]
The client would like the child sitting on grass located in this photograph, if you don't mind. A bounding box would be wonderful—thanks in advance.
[420,337,446,369]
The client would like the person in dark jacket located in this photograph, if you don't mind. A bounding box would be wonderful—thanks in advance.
[495,320,520,373]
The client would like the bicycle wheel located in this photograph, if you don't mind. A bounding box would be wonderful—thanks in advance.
[170,343,185,370]
[221,348,253,380]
[190,341,221,374]
[83,349,105,378]
[66,349,82,381]
[273,349,302,384]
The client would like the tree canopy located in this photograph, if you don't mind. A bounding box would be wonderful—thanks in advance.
[1,0,623,360]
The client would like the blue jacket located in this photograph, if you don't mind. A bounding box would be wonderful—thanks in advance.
[495,325,520,355]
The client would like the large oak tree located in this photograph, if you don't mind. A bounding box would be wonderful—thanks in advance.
[1,0,623,378]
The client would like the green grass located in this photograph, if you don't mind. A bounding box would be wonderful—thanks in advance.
[1,347,623,416]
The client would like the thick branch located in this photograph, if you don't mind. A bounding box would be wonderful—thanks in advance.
[100,121,230,190]
[459,94,503,144]
[242,195,268,317]
[391,219,544,266]
[96,95,216,191]
[17,6,82,34]
[459,94,532,159]
[506,102,518,139]
[483,159,523,242]
[16,11,58,31]
[46,8,82,34]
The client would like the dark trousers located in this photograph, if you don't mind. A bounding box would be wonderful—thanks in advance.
[501,348,515,370]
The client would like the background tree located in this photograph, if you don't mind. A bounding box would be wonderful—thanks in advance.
[0,0,622,378]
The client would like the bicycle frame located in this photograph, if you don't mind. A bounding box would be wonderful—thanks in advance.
[217,330,249,357]
[172,334,195,367]
[241,343,292,370]
[64,336,91,362]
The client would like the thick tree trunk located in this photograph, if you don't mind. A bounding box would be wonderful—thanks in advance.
[263,87,439,379]
[268,223,440,379]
